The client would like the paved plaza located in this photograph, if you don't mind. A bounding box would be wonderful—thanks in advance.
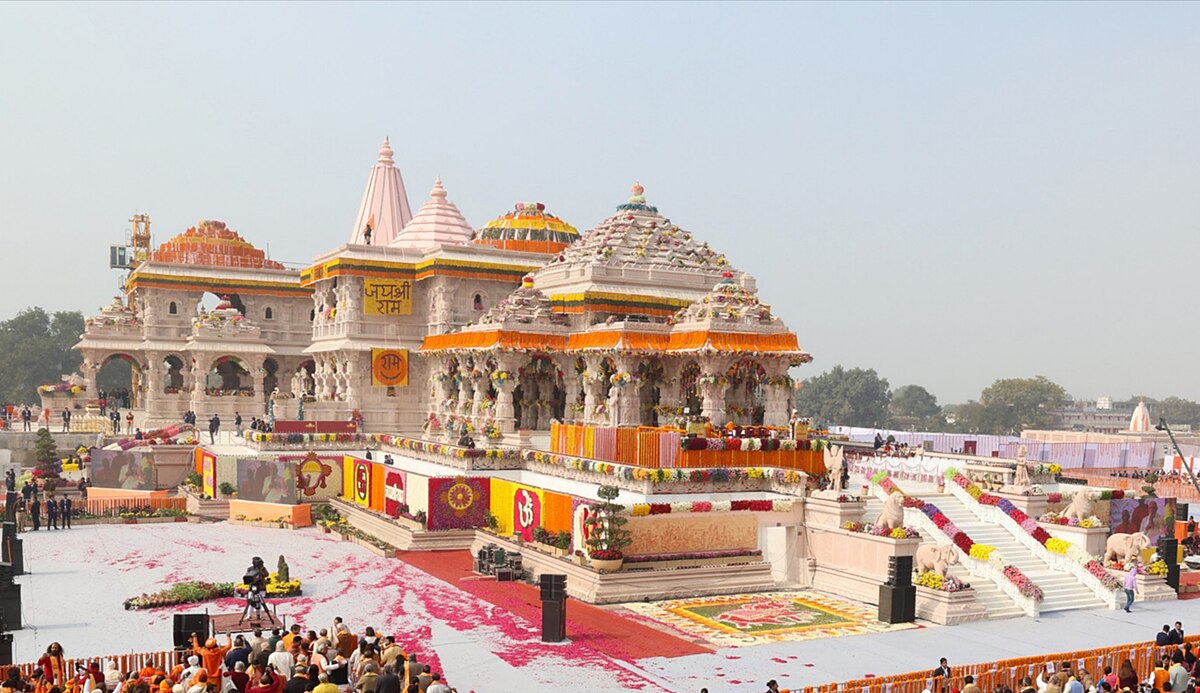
[14,523,1199,692]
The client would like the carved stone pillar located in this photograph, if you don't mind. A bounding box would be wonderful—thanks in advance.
[81,359,99,399]
[535,379,554,429]
[763,360,792,427]
[471,373,488,425]
[611,357,642,427]
[700,373,731,427]
[494,379,517,433]
[562,368,582,424]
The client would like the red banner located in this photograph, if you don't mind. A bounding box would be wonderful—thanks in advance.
[384,470,407,518]
[512,486,542,541]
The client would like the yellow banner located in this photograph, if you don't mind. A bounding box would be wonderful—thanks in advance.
[371,348,409,387]
[364,278,413,315]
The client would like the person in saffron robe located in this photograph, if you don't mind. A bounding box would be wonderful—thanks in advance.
[192,634,233,681]
[39,643,67,686]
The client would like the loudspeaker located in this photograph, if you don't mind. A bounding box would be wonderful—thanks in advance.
[1158,537,1181,590]
[0,584,21,631]
[887,555,913,587]
[173,614,210,649]
[539,574,566,601]
[0,633,11,666]
[878,584,915,624]
[6,537,22,576]
[3,493,15,524]
[1178,503,1189,522]
[541,598,566,642]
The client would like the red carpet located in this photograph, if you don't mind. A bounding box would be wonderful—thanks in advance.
[397,550,709,661]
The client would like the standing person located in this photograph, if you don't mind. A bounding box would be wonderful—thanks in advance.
[1170,621,1184,645]
[21,407,31,432]
[110,410,120,435]
[45,495,58,530]
[209,415,221,445]
[1116,660,1138,692]
[1123,562,1138,612]
[1169,652,1188,693]
[14,496,26,533]
[125,411,134,434]
[21,481,33,502]
[59,496,71,529]
[235,412,243,438]
[62,409,71,432]
[30,495,41,531]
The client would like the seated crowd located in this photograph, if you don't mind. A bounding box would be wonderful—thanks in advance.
[4,619,453,693]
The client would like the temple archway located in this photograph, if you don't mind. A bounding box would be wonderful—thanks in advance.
[207,355,252,395]
[163,355,186,394]
[679,361,703,415]
[727,358,767,425]
[97,353,141,409]
[262,359,279,396]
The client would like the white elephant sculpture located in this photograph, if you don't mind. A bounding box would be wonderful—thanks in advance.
[874,492,905,530]
[1062,491,1097,522]
[1104,532,1151,564]
[915,543,959,576]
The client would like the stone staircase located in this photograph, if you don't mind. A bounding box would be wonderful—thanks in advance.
[865,493,1106,618]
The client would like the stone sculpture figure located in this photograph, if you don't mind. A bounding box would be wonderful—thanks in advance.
[1013,445,1032,488]
[1105,532,1151,564]
[277,555,290,582]
[1061,491,1097,523]
[915,544,959,576]
[824,444,846,492]
[874,492,905,530]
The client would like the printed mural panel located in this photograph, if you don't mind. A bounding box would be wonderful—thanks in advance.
[1110,497,1177,545]
[236,458,297,504]
[624,513,758,557]
[90,449,158,490]
[384,469,407,518]
[427,476,490,530]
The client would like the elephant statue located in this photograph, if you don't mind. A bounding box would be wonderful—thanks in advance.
[915,543,960,576]
[1104,532,1151,564]
[1062,491,1097,522]
[874,492,905,530]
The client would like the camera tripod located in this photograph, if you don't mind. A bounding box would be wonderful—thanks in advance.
[238,587,277,625]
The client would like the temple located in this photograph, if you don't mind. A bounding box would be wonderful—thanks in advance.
[69,140,806,437]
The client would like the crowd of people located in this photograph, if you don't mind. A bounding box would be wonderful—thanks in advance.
[928,630,1197,693]
[8,620,455,693]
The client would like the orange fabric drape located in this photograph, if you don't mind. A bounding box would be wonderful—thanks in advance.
[420,330,567,352]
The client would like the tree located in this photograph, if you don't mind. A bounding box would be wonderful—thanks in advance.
[969,376,1067,435]
[793,366,891,428]
[31,428,61,482]
[584,485,631,560]
[0,308,85,404]
[889,384,944,429]
[1154,397,1200,429]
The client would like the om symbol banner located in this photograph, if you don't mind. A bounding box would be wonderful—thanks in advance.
[512,487,542,541]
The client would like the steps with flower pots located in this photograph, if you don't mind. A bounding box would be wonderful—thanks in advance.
[868,494,1107,615]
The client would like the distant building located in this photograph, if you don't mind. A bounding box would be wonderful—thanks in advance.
[1049,398,1138,434]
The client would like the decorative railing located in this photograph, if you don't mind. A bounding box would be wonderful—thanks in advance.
[943,469,1121,609]
[869,471,1041,617]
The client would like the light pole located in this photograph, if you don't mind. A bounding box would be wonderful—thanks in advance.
[1156,418,1200,498]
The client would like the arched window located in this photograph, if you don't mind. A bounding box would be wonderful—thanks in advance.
[264,307,274,320]
[473,294,484,311]
[168,302,178,315]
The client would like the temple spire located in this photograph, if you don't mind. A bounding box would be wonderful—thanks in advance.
[350,137,413,246]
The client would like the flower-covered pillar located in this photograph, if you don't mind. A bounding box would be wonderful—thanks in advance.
[491,359,518,434]
[763,359,793,427]
[609,356,642,427]
[699,357,734,427]
[470,370,488,428]
[560,360,582,424]
[581,356,606,425]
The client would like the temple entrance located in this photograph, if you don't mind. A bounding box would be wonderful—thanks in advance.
[98,353,140,409]
[679,362,703,415]
[163,355,185,394]
[263,359,279,396]
[207,356,253,396]
[727,359,767,425]
[293,360,315,397]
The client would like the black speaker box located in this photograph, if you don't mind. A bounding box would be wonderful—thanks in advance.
[173,613,210,648]
[0,584,20,631]
[888,555,913,587]
[541,598,566,642]
[539,574,566,600]
[878,584,915,624]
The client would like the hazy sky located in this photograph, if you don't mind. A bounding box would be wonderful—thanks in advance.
[1,2,1197,405]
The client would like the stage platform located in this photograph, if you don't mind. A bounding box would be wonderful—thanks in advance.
[208,610,285,634]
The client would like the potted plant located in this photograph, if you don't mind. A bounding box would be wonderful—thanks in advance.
[485,512,499,533]
[218,481,236,498]
[584,485,632,573]
[554,530,572,557]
